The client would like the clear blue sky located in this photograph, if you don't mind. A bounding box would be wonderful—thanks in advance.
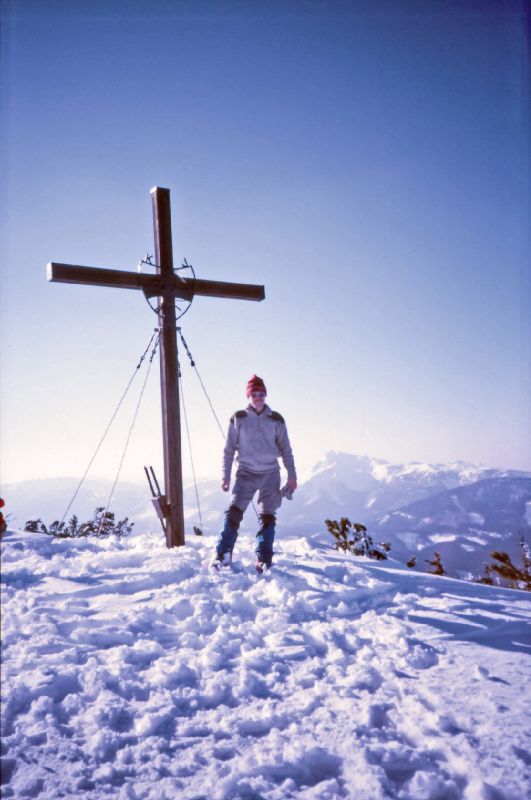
[1,0,530,487]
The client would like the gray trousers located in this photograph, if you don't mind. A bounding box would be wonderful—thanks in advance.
[231,467,282,515]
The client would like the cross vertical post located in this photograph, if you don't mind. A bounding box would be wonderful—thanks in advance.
[151,187,185,547]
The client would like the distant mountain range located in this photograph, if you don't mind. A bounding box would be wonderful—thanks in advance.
[282,453,531,576]
[3,452,530,578]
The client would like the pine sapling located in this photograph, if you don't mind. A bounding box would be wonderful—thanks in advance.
[487,536,531,591]
[475,562,495,586]
[324,518,390,560]
[425,551,446,576]
[25,508,134,538]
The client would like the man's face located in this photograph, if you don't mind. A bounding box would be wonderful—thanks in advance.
[249,391,266,412]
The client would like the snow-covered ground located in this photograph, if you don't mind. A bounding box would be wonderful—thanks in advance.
[1,527,530,800]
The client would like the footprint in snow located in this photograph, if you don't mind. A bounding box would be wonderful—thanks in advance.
[474,664,510,684]
[213,745,236,761]
[238,718,272,738]
[366,702,394,729]
[403,637,440,669]
[438,714,467,736]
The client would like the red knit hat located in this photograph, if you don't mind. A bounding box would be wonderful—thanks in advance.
[246,374,267,398]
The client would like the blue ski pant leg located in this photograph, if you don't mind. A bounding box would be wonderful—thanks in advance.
[255,470,281,567]
[255,514,276,567]
[216,470,257,559]
[215,469,259,559]
[215,505,243,560]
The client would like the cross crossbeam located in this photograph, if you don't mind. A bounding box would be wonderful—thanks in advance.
[47,263,265,302]
[48,187,265,548]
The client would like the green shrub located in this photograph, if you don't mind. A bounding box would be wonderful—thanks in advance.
[475,535,531,591]
[325,518,390,560]
[488,537,530,590]
[425,551,446,576]
[24,507,134,538]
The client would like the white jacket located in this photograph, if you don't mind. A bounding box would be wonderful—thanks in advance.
[222,404,297,483]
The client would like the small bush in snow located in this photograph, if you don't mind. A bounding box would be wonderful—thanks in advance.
[476,562,496,586]
[425,551,446,576]
[24,507,134,538]
[477,535,531,591]
[325,518,391,560]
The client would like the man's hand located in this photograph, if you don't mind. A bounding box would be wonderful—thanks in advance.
[221,479,230,492]
[281,478,298,501]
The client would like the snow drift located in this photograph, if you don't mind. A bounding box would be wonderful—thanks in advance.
[1,526,530,799]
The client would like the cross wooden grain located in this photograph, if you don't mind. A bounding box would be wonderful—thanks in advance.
[47,187,265,547]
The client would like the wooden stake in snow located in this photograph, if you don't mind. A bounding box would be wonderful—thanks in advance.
[47,187,265,548]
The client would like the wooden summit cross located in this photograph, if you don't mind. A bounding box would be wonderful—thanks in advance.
[48,187,265,548]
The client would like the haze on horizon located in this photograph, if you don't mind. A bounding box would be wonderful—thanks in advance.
[1,0,530,488]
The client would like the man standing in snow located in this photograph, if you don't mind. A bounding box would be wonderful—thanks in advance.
[213,375,297,572]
